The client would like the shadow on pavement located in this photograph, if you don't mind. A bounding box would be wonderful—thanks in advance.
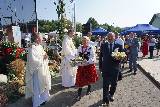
[44,91,78,107]
[88,100,103,107]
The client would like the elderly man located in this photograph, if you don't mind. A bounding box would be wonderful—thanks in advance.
[60,29,77,87]
[126,32,139,74]
[25,33,51,107]
[99,32,123,106]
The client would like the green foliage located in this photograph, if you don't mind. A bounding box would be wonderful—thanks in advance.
[45,48,54,60]
[99,23,109,30]
[76,23,82,32]
[99,23,122,33]
[73,36,82,48]
[90,36,97,42]
[87,17,99,29]
[56,0,66,40]
[38,16,122,35]
[114,27,122,33]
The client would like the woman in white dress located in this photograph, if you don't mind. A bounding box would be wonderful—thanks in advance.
[25,33,51,107]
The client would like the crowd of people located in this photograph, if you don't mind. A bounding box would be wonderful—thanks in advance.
[25,30,160,107]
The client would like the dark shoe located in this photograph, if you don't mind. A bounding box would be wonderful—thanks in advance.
[75,96,81,101]
[102,103,109,107]
[109,95,114,102]
[102,100,109,106]
[86,91,91,95]
[118,76,122,81]
[128,69,132,72]
[133,72,137,75]
[86,85,91,95]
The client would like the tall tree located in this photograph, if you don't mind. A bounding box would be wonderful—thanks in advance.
[56,0,66,40]
[87,17,99,29]
[76,23,82,32]
[99,23,109,30]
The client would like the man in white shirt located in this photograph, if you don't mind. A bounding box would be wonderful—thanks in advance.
[25,33,51,107]
[60,29,77,87]
[87,32,97,53]
[148,35,156,59]
[87,32,97,47]
[115,33,124,49]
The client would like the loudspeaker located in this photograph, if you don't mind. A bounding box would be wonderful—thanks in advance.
[82,23,92,36]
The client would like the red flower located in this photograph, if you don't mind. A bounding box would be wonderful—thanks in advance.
[15,48,25,58]
[5,48,13,55]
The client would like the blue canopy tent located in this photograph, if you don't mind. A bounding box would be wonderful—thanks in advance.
[92,27,108,36]
[121,24,160,35]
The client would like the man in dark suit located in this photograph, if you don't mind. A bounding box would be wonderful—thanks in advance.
[126,32,139,74]
[99,32,123,106]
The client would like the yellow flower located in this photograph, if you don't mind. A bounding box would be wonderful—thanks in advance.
[112,52,126,60]
[125,45,129,49]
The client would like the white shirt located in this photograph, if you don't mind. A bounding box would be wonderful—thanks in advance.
[149,38,156,46]
[115,37,124,49]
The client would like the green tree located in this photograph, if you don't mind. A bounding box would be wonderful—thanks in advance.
[76,23,82,32]
[87,17,99,29]
[56,0,66,40]
[99,23,122,33]
[65,19,72,30]
[114,27,122,33]
[38,20,56,33]
[99,23,109,30]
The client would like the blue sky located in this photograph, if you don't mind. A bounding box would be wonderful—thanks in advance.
[37,0,160,27]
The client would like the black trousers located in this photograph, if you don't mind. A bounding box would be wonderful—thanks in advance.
[149,46,154,58]
[78,85,91,96]
[103,75,118,102]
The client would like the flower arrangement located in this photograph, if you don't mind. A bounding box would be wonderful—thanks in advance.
[70,56,83,67]
[49,60,60,78]
[0,41,26,104]
[112,48,126,60]
[0,41,27,63]
[0,81,24,105]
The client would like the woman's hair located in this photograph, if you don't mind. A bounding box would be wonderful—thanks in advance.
[82,36,90,41]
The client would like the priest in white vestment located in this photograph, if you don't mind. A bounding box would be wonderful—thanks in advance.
[60,29,77,87]
[25,33,51,107]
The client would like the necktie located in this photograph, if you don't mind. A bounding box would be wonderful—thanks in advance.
[110,43,112,53]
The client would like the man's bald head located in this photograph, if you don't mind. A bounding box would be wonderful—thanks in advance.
[107,32,115,43]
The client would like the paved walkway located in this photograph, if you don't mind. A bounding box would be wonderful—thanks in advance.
[138,51,160,83]
[7,63,160,107]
